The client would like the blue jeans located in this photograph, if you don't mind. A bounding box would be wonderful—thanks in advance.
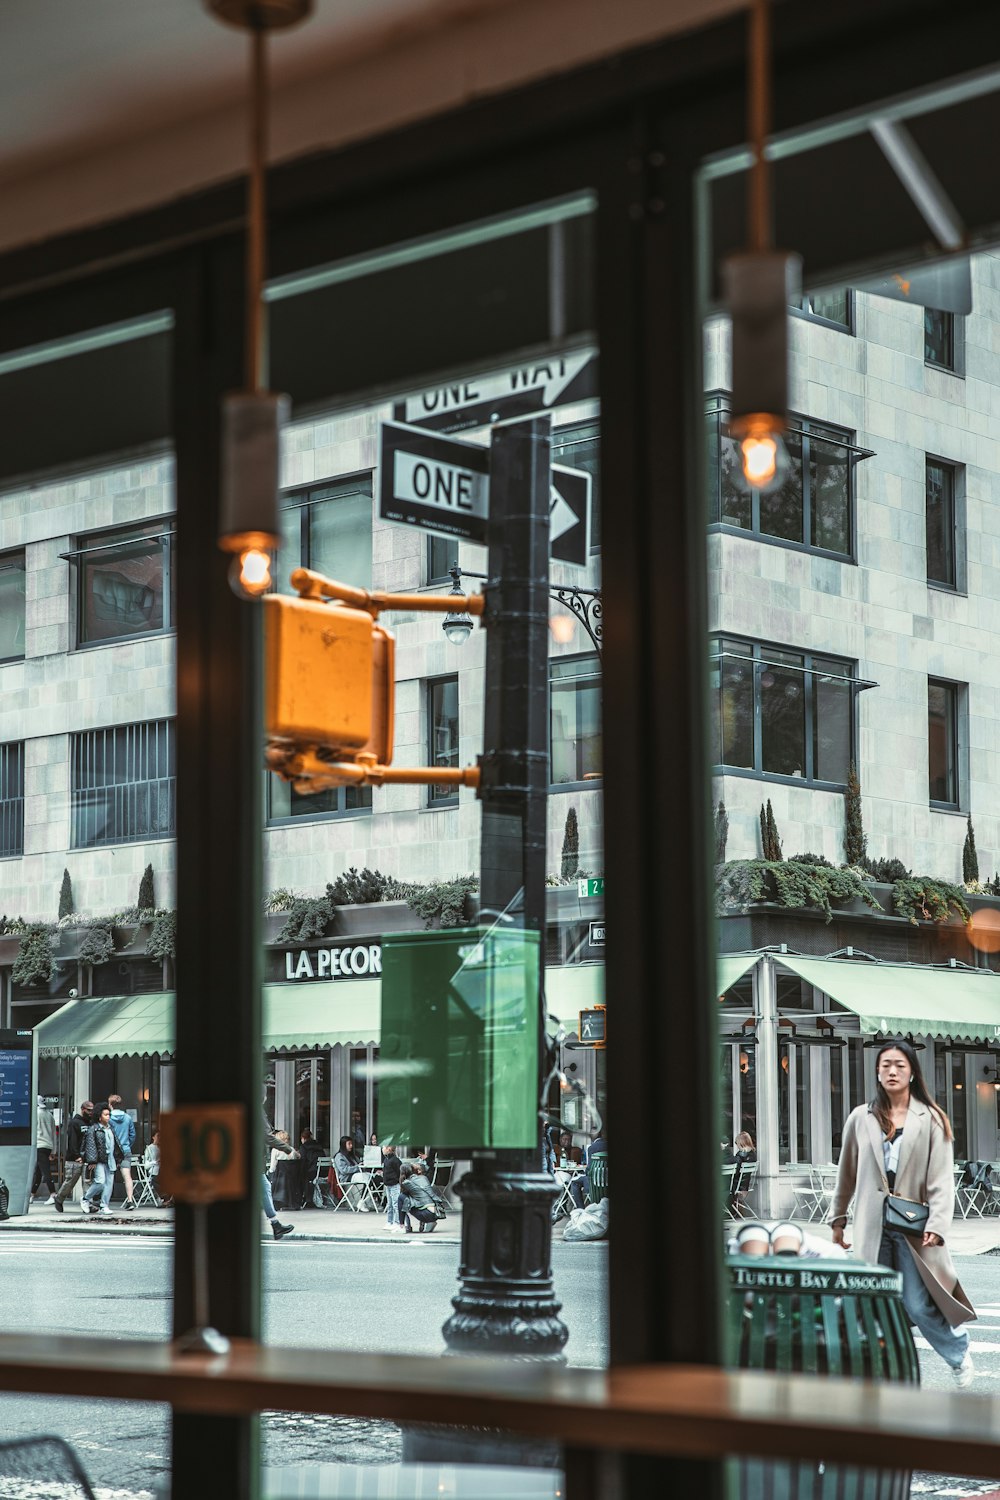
[262,1172,276,1221]
[878,1229,969,1370]
[84,1163,114,1210]
[385,1183,401,1226]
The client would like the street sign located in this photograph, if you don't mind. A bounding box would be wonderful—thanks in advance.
[159,1104,246,1204]
[578,877,604,898]
[579,1005,606,1047]
[378,421,490,543]
[550,463,591,568]
[589,921,605,947]
[380,420,591,564]
[400,351,598,434]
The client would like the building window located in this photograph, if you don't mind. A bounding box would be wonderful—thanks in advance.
[268,776,372,823]
[278,475,373,592]
[924,308,956,370]
[0,742,24,858]
[550,654,601,786]
[427,535,454,586]
[793,290,853,331]
[71,720,176,849]
[710,637,855,787]
[427,676,459,806]
[552,420,600,551]
[926,458,959,588]
[928,679,960,808]
[70,521,174,647]
[0,552,26,662]
[706,397,864,559]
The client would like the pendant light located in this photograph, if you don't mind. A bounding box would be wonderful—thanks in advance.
[207,0,314,596]
[724,0,800,494]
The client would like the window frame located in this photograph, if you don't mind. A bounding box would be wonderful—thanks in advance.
[279,470,375,584]
[426,534,456,587]
[70,717,176,850]
[0,740,24,859]
[265,775,373,827]
[706,393,864,563]
[426,673,460,808]
[925,454,964,592]
[0,549,26,664]
[71,517,175,651]
[924,307,964,375]
[928,676,964,812]
[790,289,855,334]
[710,636,858,791]
[549,650,602,791]
[552,418,601,555]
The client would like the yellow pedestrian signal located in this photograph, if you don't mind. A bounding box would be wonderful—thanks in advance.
[264,567,483,794]
[263,595,394,764]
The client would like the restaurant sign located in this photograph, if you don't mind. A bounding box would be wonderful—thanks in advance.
[284,945,382,981]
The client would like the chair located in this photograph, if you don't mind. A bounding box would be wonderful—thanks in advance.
[314,1157,338,1209]
[132,1160,160,1209]
[0,1437,96,1499]
[431,1158,458,1208]
[791,1167,824,1223]
[722,1163,738,1220]
[731,1161,756,1218]
[954,1163,973,1219]
[587,1151,608,1206]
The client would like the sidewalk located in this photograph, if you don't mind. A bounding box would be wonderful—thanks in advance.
[753,1217,1000,1257]
[0,1200,463,1242]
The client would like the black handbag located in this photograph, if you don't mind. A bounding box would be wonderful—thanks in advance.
[883,1192,929,1236]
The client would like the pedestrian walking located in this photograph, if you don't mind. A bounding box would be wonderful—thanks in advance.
[31,1098,56,1201]
[382,1144,402,1232]
[52,1101,94,1212]
[830,1038,977,1387]
[261,1106,295,1240]
[298,1129,323,1208]
[399,1163,437,1233]
[82,1105,123,1215]
[108,1094,138,1210]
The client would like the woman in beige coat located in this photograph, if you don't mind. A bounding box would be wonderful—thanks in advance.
[830,1038,976,1387]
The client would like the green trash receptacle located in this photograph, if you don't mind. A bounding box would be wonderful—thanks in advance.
[727,1255,919,1500]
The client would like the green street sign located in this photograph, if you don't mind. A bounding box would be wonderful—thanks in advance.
[577,877,604,898]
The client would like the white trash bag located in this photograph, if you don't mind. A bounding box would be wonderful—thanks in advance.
[563,1196,609,1241]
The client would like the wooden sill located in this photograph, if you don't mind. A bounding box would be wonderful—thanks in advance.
[0,1334,998,1477]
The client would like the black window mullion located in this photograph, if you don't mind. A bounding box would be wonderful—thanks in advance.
[800,430,811,548]
[803,652,815,781]
[751,649,763,773]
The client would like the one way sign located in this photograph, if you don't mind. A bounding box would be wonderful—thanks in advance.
[379,420,591,565]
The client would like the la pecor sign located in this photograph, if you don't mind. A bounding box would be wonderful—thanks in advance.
[284,944,382,981]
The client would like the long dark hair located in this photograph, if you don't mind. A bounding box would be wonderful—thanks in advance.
[873,1038,953,1141]
[339,1135,354,1155]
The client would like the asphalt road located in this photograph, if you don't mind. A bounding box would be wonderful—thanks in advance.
[3,1241,1000,1499]
[0,1233,608,1498]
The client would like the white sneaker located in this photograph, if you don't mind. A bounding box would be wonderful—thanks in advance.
[389,1224,403,1234]
[98,1206,113,1215]
[952,1353,975,1389]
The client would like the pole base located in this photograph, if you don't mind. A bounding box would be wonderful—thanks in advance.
[175,1326,231,1356]
[442,1165,568,1361]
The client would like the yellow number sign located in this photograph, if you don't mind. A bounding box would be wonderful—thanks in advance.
[159,1104,246,1204]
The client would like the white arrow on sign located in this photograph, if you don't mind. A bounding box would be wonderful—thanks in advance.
[550,485,577,543]
[405,350,593,424]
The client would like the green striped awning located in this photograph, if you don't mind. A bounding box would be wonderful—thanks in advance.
[778,955,1000,1043]
[36,993,175,1059]
[717,954,760,995]
[262,980,379,1052]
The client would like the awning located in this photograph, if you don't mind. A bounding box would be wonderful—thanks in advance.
[263,980,379,1052]
[545,964,604,1033]
[778,956,1000,1044]
[717,954,759,995]
[36,993,175,1059]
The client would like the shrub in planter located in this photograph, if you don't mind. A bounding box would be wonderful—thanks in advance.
[79,925,115,967]
[863,856,912,883]
[146,910,177,963]
[561,808,580,881]
[326,867,413,906]
[844,762,867,867]
[137,864,156,914]
[407,876,479,929]
[12,924,58,987]
[714,801,729,864]
[788,852,834,868]
[892,878,971,926]
[963,817,979,885]
[278,895,334,944]
[717,860,883,924]
[58,869,74,920]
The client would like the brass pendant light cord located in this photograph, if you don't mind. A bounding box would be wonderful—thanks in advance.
[748,0,771,256]
[247,23,267,393]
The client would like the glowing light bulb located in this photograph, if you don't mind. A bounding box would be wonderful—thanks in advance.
[741,433,779,487]
[549,613,576,644]
[229,546,272,598]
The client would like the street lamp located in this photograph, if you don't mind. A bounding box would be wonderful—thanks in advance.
[442,562,603,659]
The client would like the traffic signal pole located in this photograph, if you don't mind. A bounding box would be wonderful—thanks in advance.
[442,415,568,1360]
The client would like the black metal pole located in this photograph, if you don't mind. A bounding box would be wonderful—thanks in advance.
[442,415,567,1361]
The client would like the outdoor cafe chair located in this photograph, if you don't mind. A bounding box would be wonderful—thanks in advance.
[791,1166,825,1223]
[132,1160,160,1209]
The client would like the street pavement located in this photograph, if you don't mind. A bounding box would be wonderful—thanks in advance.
[4,1206,1000,1498]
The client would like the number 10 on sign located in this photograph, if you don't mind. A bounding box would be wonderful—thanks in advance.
[159,1104,247,1204]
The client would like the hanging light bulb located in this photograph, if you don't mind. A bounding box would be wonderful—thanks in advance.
[228,544,273,599]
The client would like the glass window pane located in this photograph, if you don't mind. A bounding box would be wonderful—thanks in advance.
[79,524,168,644]
[553,421,600,551]
[712,642,753,768]
[720,431,750,528]
[760,651,805,776]
[928,679,957,804]
[926,459,956,586]
[309,481,373,589]
[428,677,459,803]
[550,654,601,784]
[925,307,954,368]
[806,290,850,327]
[812,657,851,784]
[427,534,453,584]
[0,741,24,857]
[0,553,26,660]
[759,432,803,543]
[276,504,303,591]
[809,437,851,554]
[71,719,176,848]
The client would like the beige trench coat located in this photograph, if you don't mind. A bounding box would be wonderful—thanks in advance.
[829,1100,976,1328]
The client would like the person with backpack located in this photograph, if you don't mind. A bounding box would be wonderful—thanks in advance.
[52,1101,94,1213]
[107,1094,138,1211]
[82,1105,123,1216]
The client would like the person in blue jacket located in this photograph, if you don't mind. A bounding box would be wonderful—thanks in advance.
[107,1094,137,1210]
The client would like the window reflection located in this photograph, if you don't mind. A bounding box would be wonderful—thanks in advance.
[0,552,26,660]
[550,654,601,784]
[77,522,173,645]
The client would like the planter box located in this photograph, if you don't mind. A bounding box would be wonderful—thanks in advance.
[0,934,22,965]
[332,901,420,938]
